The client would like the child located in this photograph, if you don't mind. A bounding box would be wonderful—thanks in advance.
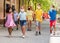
[18,6,27,38]
[5,7,16,37]
[27,6,33,31]
[48,5,57,35]
[13,10,19,30]
[43,11,49,20]
[35,4,43,35]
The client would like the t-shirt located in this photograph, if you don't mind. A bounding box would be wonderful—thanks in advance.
[35,9,43,22]
[14,12,18,21]
[27,10,33,20]
[49,9,57,20]
[19,12,27,20]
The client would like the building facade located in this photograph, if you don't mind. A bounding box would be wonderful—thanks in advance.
[0,0,30,24]
[0,0,20,24]
[0,0,60,24]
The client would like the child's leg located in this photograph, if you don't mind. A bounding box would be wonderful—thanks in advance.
[16,23,18,30]
[8,28,10,35]
[50,21,53,34]
[30,20,32,29]
[53,21,56,35]
[15,21,18,30]
[20,20,26,38]
[27,20,30,29]
[17,21,19,30]
[36,21,39,32]
[38,22,41,35]
[53,25,56,35]
[35,21,40,35]
[38,22,41,31]
[22,25,26,36]
[8,27,12,36]
[27,20,32,31]
[50,27,52,34]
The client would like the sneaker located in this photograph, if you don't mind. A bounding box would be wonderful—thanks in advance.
[50,33,53,36]
[35,31,38,36]
[16,28,18,30]
[53,32,55,35]
[22,35,25,38]
[39,31,41,35]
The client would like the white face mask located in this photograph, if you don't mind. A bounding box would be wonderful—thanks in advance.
[51,8,55,10]
[37,6,40,9]
[20,9,24,12]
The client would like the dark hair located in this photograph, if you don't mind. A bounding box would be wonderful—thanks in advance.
[37,3,41,6]
[28,6,32,10]
[39,4,41,6]
[12,5,15,12]
[6,7,12,13]
[28,8,30,10]
[52,5,55,8]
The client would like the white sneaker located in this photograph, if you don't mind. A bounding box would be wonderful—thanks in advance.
[50,32,56,36]
[50,33,53,36]
[53,32,55,35]
[22,35,25,38]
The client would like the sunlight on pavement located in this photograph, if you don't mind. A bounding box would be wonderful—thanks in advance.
[49,31,60,43]
[49,37,60,43]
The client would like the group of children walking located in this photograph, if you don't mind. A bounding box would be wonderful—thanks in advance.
[5,4,57,38]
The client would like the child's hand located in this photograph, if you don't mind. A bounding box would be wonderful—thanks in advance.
[17,16,19,19]
[26,18,28,22]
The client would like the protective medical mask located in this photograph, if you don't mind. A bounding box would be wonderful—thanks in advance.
[20,9,24,12]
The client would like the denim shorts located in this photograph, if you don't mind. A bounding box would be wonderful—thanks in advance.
[20,20,26,26]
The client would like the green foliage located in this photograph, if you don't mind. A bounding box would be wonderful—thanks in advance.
[57,9,60,14]
[31,0,52,11]
[20,0,53,12]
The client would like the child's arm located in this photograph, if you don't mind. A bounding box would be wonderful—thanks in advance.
[48,11,51,19]
[4,13,8,19]
[17,12,20,19]
[34,10,36,22]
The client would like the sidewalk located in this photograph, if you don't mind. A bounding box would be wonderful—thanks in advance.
[0,20,50,43]
[0,20,60,43]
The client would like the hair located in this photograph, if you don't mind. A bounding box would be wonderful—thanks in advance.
[37,3,41,6]
[20,5,25,9]
[28,6,32,10]
[52,5,55,8]
[6,7,12,13]
[28,7,30,10]
[38,4,41,6]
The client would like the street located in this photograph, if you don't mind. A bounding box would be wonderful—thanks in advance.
[0,20,60,43]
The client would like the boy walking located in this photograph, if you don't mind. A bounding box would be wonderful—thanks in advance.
[35,4,43,35]
[49,5,57,35]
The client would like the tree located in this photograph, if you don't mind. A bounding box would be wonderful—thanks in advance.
[31,0,52,11]
[20,0,53,11]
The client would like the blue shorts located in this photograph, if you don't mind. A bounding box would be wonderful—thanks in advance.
[14,21,18,25]
[20,20,26,26]
[36,21,41,27]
